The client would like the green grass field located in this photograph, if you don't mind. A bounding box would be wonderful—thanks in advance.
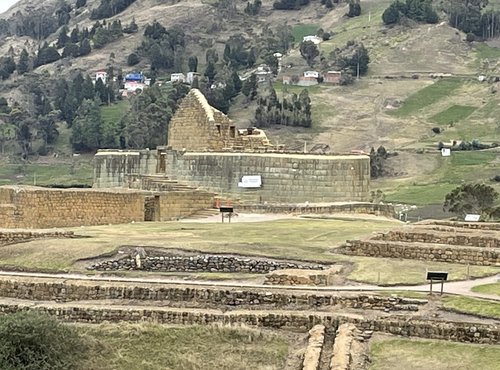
[100,100,129,126]
[78,324,289,370]
[442,296,500,319]
[430,105,477,125]
[388,79,463,117]
[291,24,319,43]
[2,219,498,285]
[471,283,500,296]
[474,43,500,60]
[369,336,500,370]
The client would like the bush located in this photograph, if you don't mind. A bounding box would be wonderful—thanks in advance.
[0,311,88,370]
[432,127,441,134]
[127,52,140,66]
[466,33,476,42]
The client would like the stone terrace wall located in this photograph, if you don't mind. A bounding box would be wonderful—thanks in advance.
[87,255,325,273]
[373,230,499,248]
[0,186,145,228]
[93,149,157,188]
[419,220,500,231]
[237,203,395,218]
[0,230,74,245]
[339,240,500,266]
[0,278,425,312]
[158,191,214,220]
[165,151,370,203]
[0,303,498,344]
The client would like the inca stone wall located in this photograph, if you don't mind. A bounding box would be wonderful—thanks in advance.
[0,186,145,228]
[93,149,158,188]
[373,230,499,248]
[167,89,270,151]
[158,191,214,220]
[0,302,498,344]
[339,239,500,266]
[237,203,394,217]
[0,277,424,312]
[164,151,370,203]
[0,230,74,245]
[87,254,325,273]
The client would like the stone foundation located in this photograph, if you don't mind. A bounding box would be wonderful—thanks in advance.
[264,266,343,286]
[0,230,74,245]
[302,325,325,370]
[338,240,499,266]
[330,323,357,370]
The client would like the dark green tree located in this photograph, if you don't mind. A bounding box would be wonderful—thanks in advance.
[17,49,30,75]
[188,56,198,72]
[79,38,92,56]
[71,98,102,151]
[56,26,70,48]
[299,41,319,67]
[443,183,498,218]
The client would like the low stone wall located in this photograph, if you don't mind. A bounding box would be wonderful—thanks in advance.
[0,302,498,344]
[418,220,500,231]
[87,255,325,273]
[338,240,500,266]
[0,186,145,228]
[303,325,325,370]
[330,323,357,370]
[0,277,425,312]
[265,266,343,286]
[236,203,395,218]
[0,230,74,245]
[373,229,499,248]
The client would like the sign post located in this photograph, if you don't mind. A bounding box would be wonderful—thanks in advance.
[220,206,234,223]
[426,271,448,295]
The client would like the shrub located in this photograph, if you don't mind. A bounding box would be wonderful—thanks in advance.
[0,311,88,370]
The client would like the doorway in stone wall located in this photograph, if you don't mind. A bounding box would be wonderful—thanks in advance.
[157,151,166,173]
[144,196,160,221]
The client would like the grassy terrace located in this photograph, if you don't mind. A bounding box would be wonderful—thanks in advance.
[1,219,498,285]
[78,324,289,370]
[471,283,500,296]
[388,78,464,118]
[369,336,500,370]
[430,105,477,125]
[443,296,500,319]
[382,151,499,205]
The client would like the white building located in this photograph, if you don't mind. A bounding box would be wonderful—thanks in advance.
[94,70,107,84]
[303,71,319,79]
[186,72,201,84]
[302,35,322,45]
[171,73,186,83]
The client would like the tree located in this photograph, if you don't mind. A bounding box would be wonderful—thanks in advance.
[242,73,258,100]
[204,61,217,83]
[299,41,319,67]
[56,26,70,48]
[79,38,92,56]
[0,311,87,370]
[188,56,198,72]
[347,0,362,17]
[443,183,498,218]
[127,52,140,66]
[71,98,102,151]
[76,0,87,8]
[62,43,80,58]
[17,49,30,75]
[382,2,401,24]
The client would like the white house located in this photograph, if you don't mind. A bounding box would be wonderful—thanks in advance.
[303,71,319,79]
[186,72,201,84]
[124,81,145,92]
[302,35,322,45]
[94,70,107,84]
[171,73,186,83]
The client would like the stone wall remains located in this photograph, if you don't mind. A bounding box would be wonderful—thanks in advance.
[264,266,344,286]
[338,240,500,266]
[0,277,425,312]
[93,149,157,188]
[237,203,395,218]
[0,302,498,344]
[0,230,74,245]
[418,220,500,231]
[164,151,370,203]
[87,254,325,273]
[373,230,499,248]
[0,186,145,228]
[330,323,357,370]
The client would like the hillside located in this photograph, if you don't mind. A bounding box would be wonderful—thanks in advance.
[0,0,498,207]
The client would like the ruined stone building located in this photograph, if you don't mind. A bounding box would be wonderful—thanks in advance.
[0,89,371,228]
[94,89,370,204]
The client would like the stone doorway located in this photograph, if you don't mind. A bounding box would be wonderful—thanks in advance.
[144,196,160,221]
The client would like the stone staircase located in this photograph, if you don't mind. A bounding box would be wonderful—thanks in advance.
[184,208,220,219]
[125,174,203,193]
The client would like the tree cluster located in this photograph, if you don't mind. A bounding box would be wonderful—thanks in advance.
[138,21,186,72]
[446,0,500,39]
[254,86,312,128]
[90,0,138,20]
[443,183,499,219]
[370,146,389,178]
[325,41,370,80]
[438,139,499,151]
[223,35,256,69]
[382,0,438,25]
[273,0,310,10]
[347,0,362,17]
[245,0,262,15]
